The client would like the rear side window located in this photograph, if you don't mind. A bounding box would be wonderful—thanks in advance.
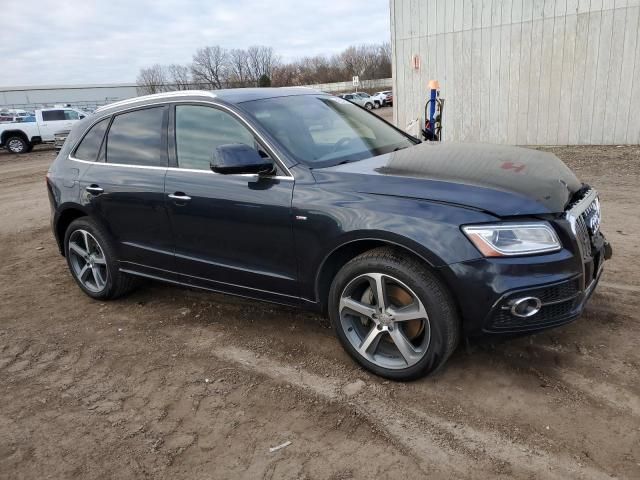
[74,118,109,161]
[42,110,65,121]
[106,107,166,166]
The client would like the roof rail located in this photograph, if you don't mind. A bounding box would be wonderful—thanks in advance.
[95,90,217,113]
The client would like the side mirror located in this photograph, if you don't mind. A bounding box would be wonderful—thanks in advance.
[79,115,85,119]
[210,143,274,175]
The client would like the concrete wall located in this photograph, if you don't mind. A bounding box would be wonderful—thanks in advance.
[0,84,138,111]
[391,0,640,145]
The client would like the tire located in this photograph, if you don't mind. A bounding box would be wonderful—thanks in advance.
[328,247,460,380]
[365,102,374,110]
[63,217,137,300]
[5,136,29,154]
[374,101,381,109]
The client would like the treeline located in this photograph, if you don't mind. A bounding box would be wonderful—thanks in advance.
[136,43,391,94]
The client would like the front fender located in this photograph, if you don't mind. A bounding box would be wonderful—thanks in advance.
[293,188,497,301]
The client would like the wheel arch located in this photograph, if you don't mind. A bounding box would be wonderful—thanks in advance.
[54,206,89,255]
[314,235,453,315]
[1,129,29,145]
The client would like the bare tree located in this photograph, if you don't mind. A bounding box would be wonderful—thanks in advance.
[136,42,391,92]
[376,42,392,79]
[271,64,299,87]
[167,64,191,90]
[191,46,228,89]
[226,49,251,87]
[341,45,381,79]
[246,46,279,85]
[136,64,168,95]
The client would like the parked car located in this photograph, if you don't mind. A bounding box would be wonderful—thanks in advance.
[47,89,611,380]
[371,91,393,107]
[0,108,87,153]
[339,93,375,110]
[353,92,380,109]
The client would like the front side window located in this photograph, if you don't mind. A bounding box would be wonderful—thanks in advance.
[74,118,109,162]
[175,105,256,170]
[241,95,416,168]
[64,110,80,120]
[106,107,165,166]
[42,110,65,121]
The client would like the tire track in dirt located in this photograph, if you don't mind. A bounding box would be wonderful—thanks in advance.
[485,344,640,419]
[211,343,612,479]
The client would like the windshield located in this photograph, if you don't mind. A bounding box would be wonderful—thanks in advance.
[241,94,417,168]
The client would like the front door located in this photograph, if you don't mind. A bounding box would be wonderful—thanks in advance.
[164,104,298,301]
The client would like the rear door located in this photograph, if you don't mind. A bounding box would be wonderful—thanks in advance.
[164,103,298,299]
[78,106,174,271]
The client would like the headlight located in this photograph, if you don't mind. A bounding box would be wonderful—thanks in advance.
[462,222,561,257]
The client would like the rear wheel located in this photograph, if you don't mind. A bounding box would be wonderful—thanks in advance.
[64,218,137,300]
[329,247,459,380]
[6,136,29,154]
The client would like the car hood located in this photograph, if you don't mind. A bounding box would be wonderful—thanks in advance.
[312,142,583,217]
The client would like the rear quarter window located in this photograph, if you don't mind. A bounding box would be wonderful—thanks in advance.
[74,118,109,162]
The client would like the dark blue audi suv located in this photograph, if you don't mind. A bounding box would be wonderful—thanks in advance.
[46,88,611,380]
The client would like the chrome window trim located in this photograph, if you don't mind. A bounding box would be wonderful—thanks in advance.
[95,90,217,113]
[71,99,294,180]
[67,156,293,181]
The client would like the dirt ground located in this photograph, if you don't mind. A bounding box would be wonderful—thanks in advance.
[0,128,639,479]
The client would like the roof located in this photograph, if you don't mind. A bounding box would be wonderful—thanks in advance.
[95,87,323,113]
[213,87,321,103]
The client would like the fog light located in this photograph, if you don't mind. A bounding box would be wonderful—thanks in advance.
[510,297,542,318]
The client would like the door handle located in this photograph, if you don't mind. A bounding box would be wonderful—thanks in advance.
[86,185,104,195]
[168,193,191,202]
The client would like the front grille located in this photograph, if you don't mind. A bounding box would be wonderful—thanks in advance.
[523,279,580,303]
[567,188,599,262]
[575,213,592,260]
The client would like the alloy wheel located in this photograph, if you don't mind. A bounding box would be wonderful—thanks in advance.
[339,273,431,369]
[8,138,25,153]
[68,229,108,292]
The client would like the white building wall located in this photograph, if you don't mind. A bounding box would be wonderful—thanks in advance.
[391,0,640,145]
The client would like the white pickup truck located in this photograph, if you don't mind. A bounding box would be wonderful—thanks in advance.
[0,107,87,154]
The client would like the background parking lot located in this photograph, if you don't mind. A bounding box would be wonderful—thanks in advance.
[1,125,639,478]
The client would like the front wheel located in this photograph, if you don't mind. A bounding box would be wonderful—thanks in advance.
[365,102,374,110]
[329,247,459,380]
[64,218,137,300]
[6,136,29,154]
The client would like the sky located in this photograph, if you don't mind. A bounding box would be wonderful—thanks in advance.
[0,0,391,86]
